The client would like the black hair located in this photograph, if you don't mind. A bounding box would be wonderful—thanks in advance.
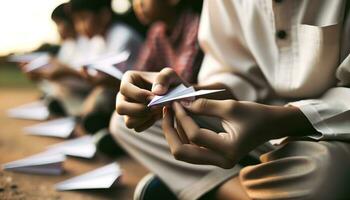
[70,0,112,13]
[51,3,72,22]
[113,11,147,37]
[176,0,203,14]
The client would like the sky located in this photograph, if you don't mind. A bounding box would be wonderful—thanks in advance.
[0,0,131,56]
[0,0,69,56]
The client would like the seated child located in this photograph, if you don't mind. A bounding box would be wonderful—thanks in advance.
[69,0,143,150]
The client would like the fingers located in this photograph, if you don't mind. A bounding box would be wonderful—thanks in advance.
[116,71,164,132]
[162,106,184,148]
[172,102,228,153]
[120,71,153,103]
[180,99,235,118]
[116,93,149,117]
[162,106,234,169]
[171,144,235,169]
[152,68,185,95]
[80,67,90,80]
[175,118,190,144]
[134,117,157,132]
[124,115,150,129]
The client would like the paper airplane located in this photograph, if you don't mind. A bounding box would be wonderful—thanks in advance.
[86,51,130,79]
[2,151,66,175]
[23,117,75,138]
[8,52,49,63]
[7,101,49,121]
[55,163,122,191]
[23,54,51,72]
[148,84,225,107]
[46,136,96,159]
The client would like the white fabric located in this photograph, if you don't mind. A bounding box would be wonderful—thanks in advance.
[87,23,142,62]
[72,23,143,68]
[57,39,77,66]
[198,0,350,140]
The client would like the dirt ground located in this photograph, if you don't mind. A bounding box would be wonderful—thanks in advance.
[0,88,148,200]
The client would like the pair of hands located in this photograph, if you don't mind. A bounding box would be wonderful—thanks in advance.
[116,68,187,132]
[116,68,313,168]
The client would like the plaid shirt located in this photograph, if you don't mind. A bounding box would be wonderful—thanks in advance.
[135,10,203,83]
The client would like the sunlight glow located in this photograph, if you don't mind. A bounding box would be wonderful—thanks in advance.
[0,0,130,56]
[0,0,68,56]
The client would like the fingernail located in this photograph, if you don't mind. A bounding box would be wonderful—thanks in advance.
[180,100,192,107]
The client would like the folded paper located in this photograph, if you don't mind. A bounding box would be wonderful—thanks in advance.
[8,52,49,63]
[23,117,75,138]
[7,101,49,121]
[86,51,130,79]
[55,163,121,191]
[23,54,51,72]
[46,136,96,159]
[2,151,66,175]
[148,84,225,107]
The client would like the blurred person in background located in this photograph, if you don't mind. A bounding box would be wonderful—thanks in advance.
[22,2,91,117]
[68,0,143,155]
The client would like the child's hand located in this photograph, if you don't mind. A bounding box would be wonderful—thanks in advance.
[162,99,311,168]
[115,68,188,132]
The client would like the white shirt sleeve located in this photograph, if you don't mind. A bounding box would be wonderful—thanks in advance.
[106,23,142,55]
[289,55,350,140]
[199,54,260,101]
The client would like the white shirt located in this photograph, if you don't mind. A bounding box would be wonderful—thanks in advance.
[87,22,143,65]
[57,39,77,67]
[72,22,143,68]
[198,0,350,140]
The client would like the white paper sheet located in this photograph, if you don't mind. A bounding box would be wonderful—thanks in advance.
[148,84,225,107]
[8,52,49,63]
[7,101,49,121]
[2,151,66,175]
[23,54,51,72]
[23,117,75,138]
[46,136,96,159]
[55,163,121,191]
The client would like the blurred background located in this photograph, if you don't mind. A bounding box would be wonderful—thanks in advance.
[0,0,132,88]
[0,1,148,199]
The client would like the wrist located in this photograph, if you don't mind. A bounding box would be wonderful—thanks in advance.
[271,105,319,138]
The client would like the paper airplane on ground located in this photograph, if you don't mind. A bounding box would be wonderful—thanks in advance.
[23,117,75,138]
[46,136,96,159]
[148,84,225,107]
[55,163,122,191]
[2,151,66,175]
[7,101,49,121]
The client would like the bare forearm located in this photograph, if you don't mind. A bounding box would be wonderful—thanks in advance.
[269,105,319,139]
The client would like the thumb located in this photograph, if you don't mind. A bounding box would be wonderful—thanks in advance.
[180,98,233,118]
[152,68,183,95]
